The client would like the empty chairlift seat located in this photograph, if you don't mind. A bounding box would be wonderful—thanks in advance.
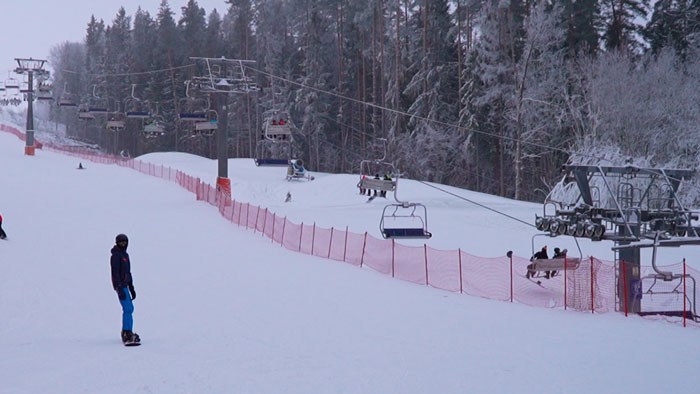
[380,202,432,239]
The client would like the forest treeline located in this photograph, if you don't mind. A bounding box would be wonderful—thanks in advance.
[48,0,700,202]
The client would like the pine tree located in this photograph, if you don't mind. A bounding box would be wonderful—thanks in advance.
[600,0,649,51]
[179,0,207,58]
[401,0,460,183]
[644,0,700,58]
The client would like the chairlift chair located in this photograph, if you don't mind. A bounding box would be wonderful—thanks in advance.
[127,111,150,119]
[77,105,95,120]
[526,233,583,279]
[144,121,166,138]
[192,109,218,136]
[4,76,19,89]
[106,112,126,131]
[380,202,432,239]
[254,138,292,166]
[262,110,293,142]
[379,177,432,240]
[57,82,77,107]
[357,159,397,195]
[58,97,77,107]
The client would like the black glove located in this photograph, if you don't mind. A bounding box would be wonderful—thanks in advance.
[117,288,126,300]
[128,285,136,301]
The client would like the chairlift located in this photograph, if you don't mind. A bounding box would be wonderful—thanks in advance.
[57,82,77,107]
[262,110,293,141]
[106,112,126,131]
[125,84,150,118]
[526,234,583,279]
[88,85,109,114]
[58,97,77,107]
[77,105,94,120]
[379,176,432,240]
[144,119,166,138]
[5,75,19,89]
[254,139,291,166]
[36,84,53,101]
[192,109,218,136]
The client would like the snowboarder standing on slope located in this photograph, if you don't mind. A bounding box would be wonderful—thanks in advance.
[0,211,6,239]
[110,234,140,345]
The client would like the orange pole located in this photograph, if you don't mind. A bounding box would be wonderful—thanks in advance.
[622,261,628,317]
[509,254,513,303]
[328,228,334,259]
[424,244,429,286]
[590,256,595,314]
[458,248,463,294]
[564,255,568,310]
[684,258,687,328]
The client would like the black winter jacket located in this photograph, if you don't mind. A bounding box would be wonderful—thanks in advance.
[110,245,133,290]
[533,250,549,260]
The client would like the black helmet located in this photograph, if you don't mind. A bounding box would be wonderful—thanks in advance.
[554,247,561,254]
[115,234,129,244]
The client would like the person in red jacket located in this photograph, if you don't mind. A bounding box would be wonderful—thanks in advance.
[0,212,6,239]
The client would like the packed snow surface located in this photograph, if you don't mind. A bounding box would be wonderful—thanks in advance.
[1,125,699,394]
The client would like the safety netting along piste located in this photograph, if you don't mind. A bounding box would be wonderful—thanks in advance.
[2,122,697,328]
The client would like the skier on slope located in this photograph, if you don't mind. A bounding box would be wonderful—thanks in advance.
[110,234,140,345]
[0,211,7,239]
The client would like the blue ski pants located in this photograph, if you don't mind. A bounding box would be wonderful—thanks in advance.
[118,288,134,331]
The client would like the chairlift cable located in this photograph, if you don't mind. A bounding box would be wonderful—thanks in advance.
[62,64,195,78]
[416,180,536,228]
[244,65,700,194]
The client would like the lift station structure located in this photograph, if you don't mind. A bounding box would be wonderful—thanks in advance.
[536,165,699,319]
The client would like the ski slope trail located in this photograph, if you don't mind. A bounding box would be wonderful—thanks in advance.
[1,130,699,393]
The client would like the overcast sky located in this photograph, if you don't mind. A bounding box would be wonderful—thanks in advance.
[0,0,227,80]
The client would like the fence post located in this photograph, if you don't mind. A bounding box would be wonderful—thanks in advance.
[622,260,628,317]
[391,239,396,277]
[343,226,349,262]
[590,256,595,314]
[684,258,687,328]
[424,244,429,286]
[509,253,513,303]
[299,222,304,252]
[564,255,568,310]
[271,213,276,243]
[281,217,287,248]
[360,232,367,268]
[253,206,260,233]
[458,248,463,294]
[261,208,268,237]
[311,222,316,255]
[328,228,334,258]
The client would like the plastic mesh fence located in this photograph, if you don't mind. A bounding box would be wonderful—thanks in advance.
[6,123,698,329]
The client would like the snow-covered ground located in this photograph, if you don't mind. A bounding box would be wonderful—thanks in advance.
[1,121,699,394]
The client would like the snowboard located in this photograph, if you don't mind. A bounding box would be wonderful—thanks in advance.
[123,332,141,346]
[519,273,545,288]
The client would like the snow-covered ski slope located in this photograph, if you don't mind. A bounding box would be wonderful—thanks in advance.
[1,127,699,394]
